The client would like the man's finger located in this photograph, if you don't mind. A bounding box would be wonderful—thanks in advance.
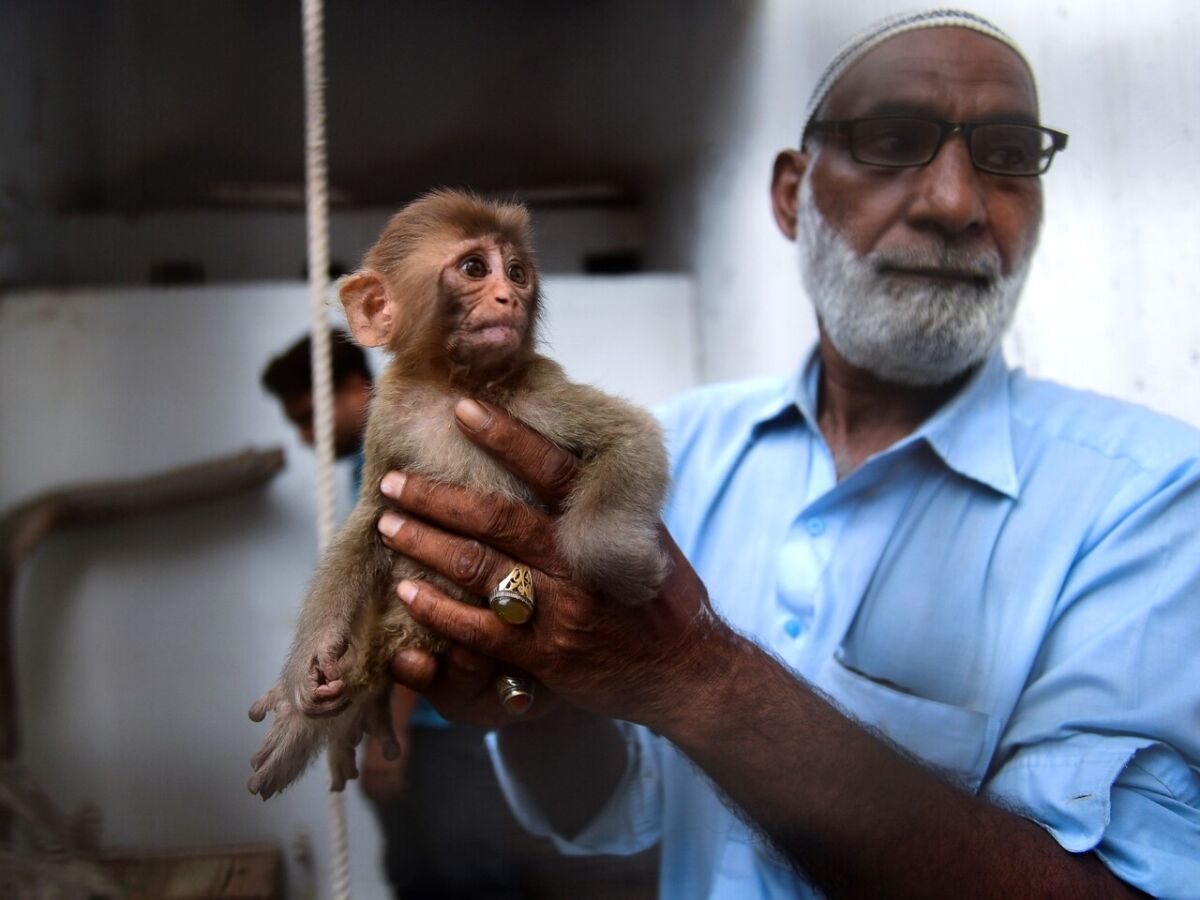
[437,643,498,700]
[397,579,528,665]
[454,399,581,509]
[390,648,438,691]
[380,474,561,570]
[378,510,561,598]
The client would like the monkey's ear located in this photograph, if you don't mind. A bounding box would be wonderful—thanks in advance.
[339,271,396,347]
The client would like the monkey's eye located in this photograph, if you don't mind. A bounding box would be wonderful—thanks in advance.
[459,256,487,278]
[507,262,528,285]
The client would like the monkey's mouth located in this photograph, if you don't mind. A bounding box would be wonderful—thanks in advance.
[449,322,525,362]
[467,324,522,347]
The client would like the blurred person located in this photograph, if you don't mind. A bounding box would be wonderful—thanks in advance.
[261,329,372,490]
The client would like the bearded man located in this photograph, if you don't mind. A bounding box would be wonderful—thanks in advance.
[374,10,1200,898]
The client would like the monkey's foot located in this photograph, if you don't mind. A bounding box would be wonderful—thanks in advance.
[248,682,284,723]
[247,704,320,800]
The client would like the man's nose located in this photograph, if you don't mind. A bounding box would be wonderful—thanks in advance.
[906,135,988,236]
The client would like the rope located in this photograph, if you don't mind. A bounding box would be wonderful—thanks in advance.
[300,0,352,897]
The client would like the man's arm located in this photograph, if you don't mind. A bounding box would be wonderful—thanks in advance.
[384,401,1144,898]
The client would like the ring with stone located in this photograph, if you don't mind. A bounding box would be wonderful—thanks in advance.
[489,563,536,625]
[496,673,536,716]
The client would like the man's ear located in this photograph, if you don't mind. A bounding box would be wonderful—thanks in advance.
[770,150,808,240]
[339,270,396,348]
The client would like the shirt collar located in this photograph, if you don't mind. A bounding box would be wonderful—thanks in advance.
[917,351,1020,499]
[753,346,1020,499]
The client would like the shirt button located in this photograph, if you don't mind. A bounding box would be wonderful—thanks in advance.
[784,618,803,638]
[806,517,825,536]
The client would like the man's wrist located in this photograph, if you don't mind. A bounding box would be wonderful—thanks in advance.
[641,612,759,746]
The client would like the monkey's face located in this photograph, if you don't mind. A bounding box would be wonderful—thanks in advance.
[440,237,537,374]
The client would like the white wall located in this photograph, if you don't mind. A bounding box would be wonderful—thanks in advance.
[687,0,1200,428]
[0,275,697,898]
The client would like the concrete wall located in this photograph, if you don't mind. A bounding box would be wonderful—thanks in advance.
[0,275,698,898]
[687,0,1200,428]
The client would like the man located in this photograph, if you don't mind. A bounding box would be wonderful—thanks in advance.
[261,329,373,490]
[375,11,1199,898]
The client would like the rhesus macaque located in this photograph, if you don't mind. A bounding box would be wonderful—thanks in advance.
[247,189,670,799]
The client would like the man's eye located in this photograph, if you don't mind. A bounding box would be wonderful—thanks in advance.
[975,126,1044,173]
[982,144,1031,168]
[864,128,919,156]
[507,262,527,285]
[460,257,487,278]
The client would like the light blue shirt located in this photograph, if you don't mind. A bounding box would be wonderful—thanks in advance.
[491,349,1200,898]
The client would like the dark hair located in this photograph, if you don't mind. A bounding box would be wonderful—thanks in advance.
[261,329,372,400]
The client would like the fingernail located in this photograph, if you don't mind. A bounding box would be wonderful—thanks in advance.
[455,398,492,432]
[397,580,418,604]
[380,472,406,498]
[377,512,405,537]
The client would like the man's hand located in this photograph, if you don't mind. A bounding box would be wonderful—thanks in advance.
[378,398,719,731]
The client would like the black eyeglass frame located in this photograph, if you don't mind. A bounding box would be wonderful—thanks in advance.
[803,117,1070,176]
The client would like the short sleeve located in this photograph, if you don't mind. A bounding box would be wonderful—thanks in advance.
[983,460,1200,894]
[486,722,664,856]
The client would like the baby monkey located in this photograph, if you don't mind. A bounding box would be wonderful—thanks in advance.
[247,189,670,799]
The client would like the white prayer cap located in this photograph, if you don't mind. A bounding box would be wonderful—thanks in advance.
[803,9,1036,136]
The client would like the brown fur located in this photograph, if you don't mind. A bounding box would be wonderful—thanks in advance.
[247,189,669,799]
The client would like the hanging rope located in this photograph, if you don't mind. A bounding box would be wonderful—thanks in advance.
[300,0,352,898]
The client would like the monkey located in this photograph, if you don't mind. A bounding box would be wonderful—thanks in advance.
[247,189,671,799]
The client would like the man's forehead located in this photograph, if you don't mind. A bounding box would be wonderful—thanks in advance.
[821,27,1038,120]
[806,9,1041,135]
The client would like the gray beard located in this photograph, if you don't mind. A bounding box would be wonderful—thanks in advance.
[797,174,1032,386]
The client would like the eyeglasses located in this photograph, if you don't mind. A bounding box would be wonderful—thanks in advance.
[804,117,1069,176]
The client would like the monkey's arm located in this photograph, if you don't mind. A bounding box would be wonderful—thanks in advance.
[511,373,670,604]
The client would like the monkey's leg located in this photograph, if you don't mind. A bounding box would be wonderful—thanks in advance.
[286,505,392,715]
[327,704,367,792]
[361,683,402,760]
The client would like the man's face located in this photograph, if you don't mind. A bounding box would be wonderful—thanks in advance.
[280,374,370,459]
[772,27,1045,385]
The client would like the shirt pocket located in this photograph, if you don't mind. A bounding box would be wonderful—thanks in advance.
[813,653,1002,792]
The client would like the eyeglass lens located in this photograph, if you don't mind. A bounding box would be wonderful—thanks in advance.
[850,119,1053,175]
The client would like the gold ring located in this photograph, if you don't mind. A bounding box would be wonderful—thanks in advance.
[496,673,536,716]
[489,564,536,625]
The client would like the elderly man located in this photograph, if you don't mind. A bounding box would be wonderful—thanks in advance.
[374,11,1200,898]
